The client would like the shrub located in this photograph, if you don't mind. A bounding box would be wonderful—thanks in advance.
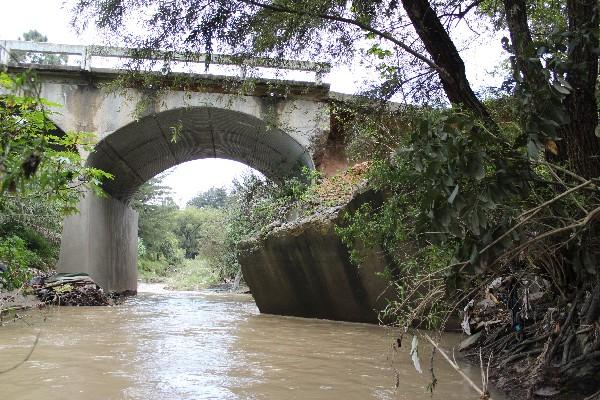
[0,235,38,290]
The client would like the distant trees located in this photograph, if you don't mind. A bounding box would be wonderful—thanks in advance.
[20,30,48,42]
[187,187,228,209]
[174,206,228,261]
[131,176,179,262]
[132,180,235,280]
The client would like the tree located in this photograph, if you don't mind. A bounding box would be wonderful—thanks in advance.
[173,206,228,262]
[0,70,109,211]
[20,30,48,42]
[492,0,600,178]
[187,187,229,209]
[12,30,68,65]
[130,176,179,261]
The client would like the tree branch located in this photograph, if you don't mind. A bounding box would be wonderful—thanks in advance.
[494,204,600,267]
[439,0,485,21]
[235,0,449,79]
[0,330,40,375]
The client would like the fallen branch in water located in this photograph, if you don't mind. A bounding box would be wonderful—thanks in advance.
[424,334,492,399]
[0,330,40,375]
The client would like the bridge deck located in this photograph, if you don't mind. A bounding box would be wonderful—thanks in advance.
[0,40,331,85]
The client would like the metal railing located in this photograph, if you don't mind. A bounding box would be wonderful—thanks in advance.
[0,40,331,84]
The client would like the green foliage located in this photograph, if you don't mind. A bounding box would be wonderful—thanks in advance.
[137,258,173,283]
[333,100,420,162]
[0,69,111,292]
[158,232,183,265]
[137,238,147,258]
[187,187,228,208]
[165,258,220,291]
[335,159,455,328]
[0,222,58,266]
[337,92,600,328]
[134,177,239,282]
[224,170,316,241]
[478,0,566,41]
[131,176,179,260]
[0,70,111,213]
[391,109,529,258]
[0,236,37,291]
[174,207,229,275]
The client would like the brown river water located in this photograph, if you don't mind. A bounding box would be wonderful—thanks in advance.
[0,284,505,400]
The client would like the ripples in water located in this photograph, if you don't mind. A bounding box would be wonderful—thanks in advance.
[0,286,504,399]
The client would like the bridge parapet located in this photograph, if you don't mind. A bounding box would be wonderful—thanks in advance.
[0,40,331,84]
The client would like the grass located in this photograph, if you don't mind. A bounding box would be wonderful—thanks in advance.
[138,257,220,290]
[137,258,173,283]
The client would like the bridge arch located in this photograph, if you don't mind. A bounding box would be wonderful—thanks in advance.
[87,106,314,202]
[59,105,317,293]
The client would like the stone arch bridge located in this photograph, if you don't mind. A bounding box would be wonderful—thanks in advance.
[1,40,348,293]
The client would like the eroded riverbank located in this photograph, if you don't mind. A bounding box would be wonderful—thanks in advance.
[0,286,505,399]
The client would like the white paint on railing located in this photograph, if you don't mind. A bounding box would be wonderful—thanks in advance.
[0,40,330,83]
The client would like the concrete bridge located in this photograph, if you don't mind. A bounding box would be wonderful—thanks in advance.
[1,40,340,293]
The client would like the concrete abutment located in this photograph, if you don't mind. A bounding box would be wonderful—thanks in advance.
[58,192,138,293]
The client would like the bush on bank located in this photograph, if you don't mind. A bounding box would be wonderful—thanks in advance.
[0,69,110,292]
[332,98,600,397]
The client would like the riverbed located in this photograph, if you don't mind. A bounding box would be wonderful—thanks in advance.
[0,284,504,399]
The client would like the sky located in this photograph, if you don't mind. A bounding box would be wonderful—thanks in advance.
[1,0,505,207]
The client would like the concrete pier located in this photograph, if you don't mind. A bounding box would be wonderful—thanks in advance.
[58,192,138,293]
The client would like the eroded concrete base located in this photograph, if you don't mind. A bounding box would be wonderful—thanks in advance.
[239,191,392,323]
[58,192,138,293]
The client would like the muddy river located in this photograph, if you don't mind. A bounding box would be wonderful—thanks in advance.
[0,284,504,399]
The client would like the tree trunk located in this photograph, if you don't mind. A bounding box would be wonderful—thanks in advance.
[502,0,568,161]
[400,0,495,126]
[504,0,600,178]
[503,0,546,86]
[563,0,600,179]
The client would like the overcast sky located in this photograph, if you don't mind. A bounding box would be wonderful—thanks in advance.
[1,0,505,207]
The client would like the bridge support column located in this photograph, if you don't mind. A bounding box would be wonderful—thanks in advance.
[57,191,138,293]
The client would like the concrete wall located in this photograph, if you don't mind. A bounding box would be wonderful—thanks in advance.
[36,75,330,159]
[239,191,392,323]
[58,192,138,293]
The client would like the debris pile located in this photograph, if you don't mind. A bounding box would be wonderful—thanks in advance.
[458,273,600,399]
[459,275,552,352]
[32,273,112,306]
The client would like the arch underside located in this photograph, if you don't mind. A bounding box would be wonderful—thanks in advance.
[87,107,313,203]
